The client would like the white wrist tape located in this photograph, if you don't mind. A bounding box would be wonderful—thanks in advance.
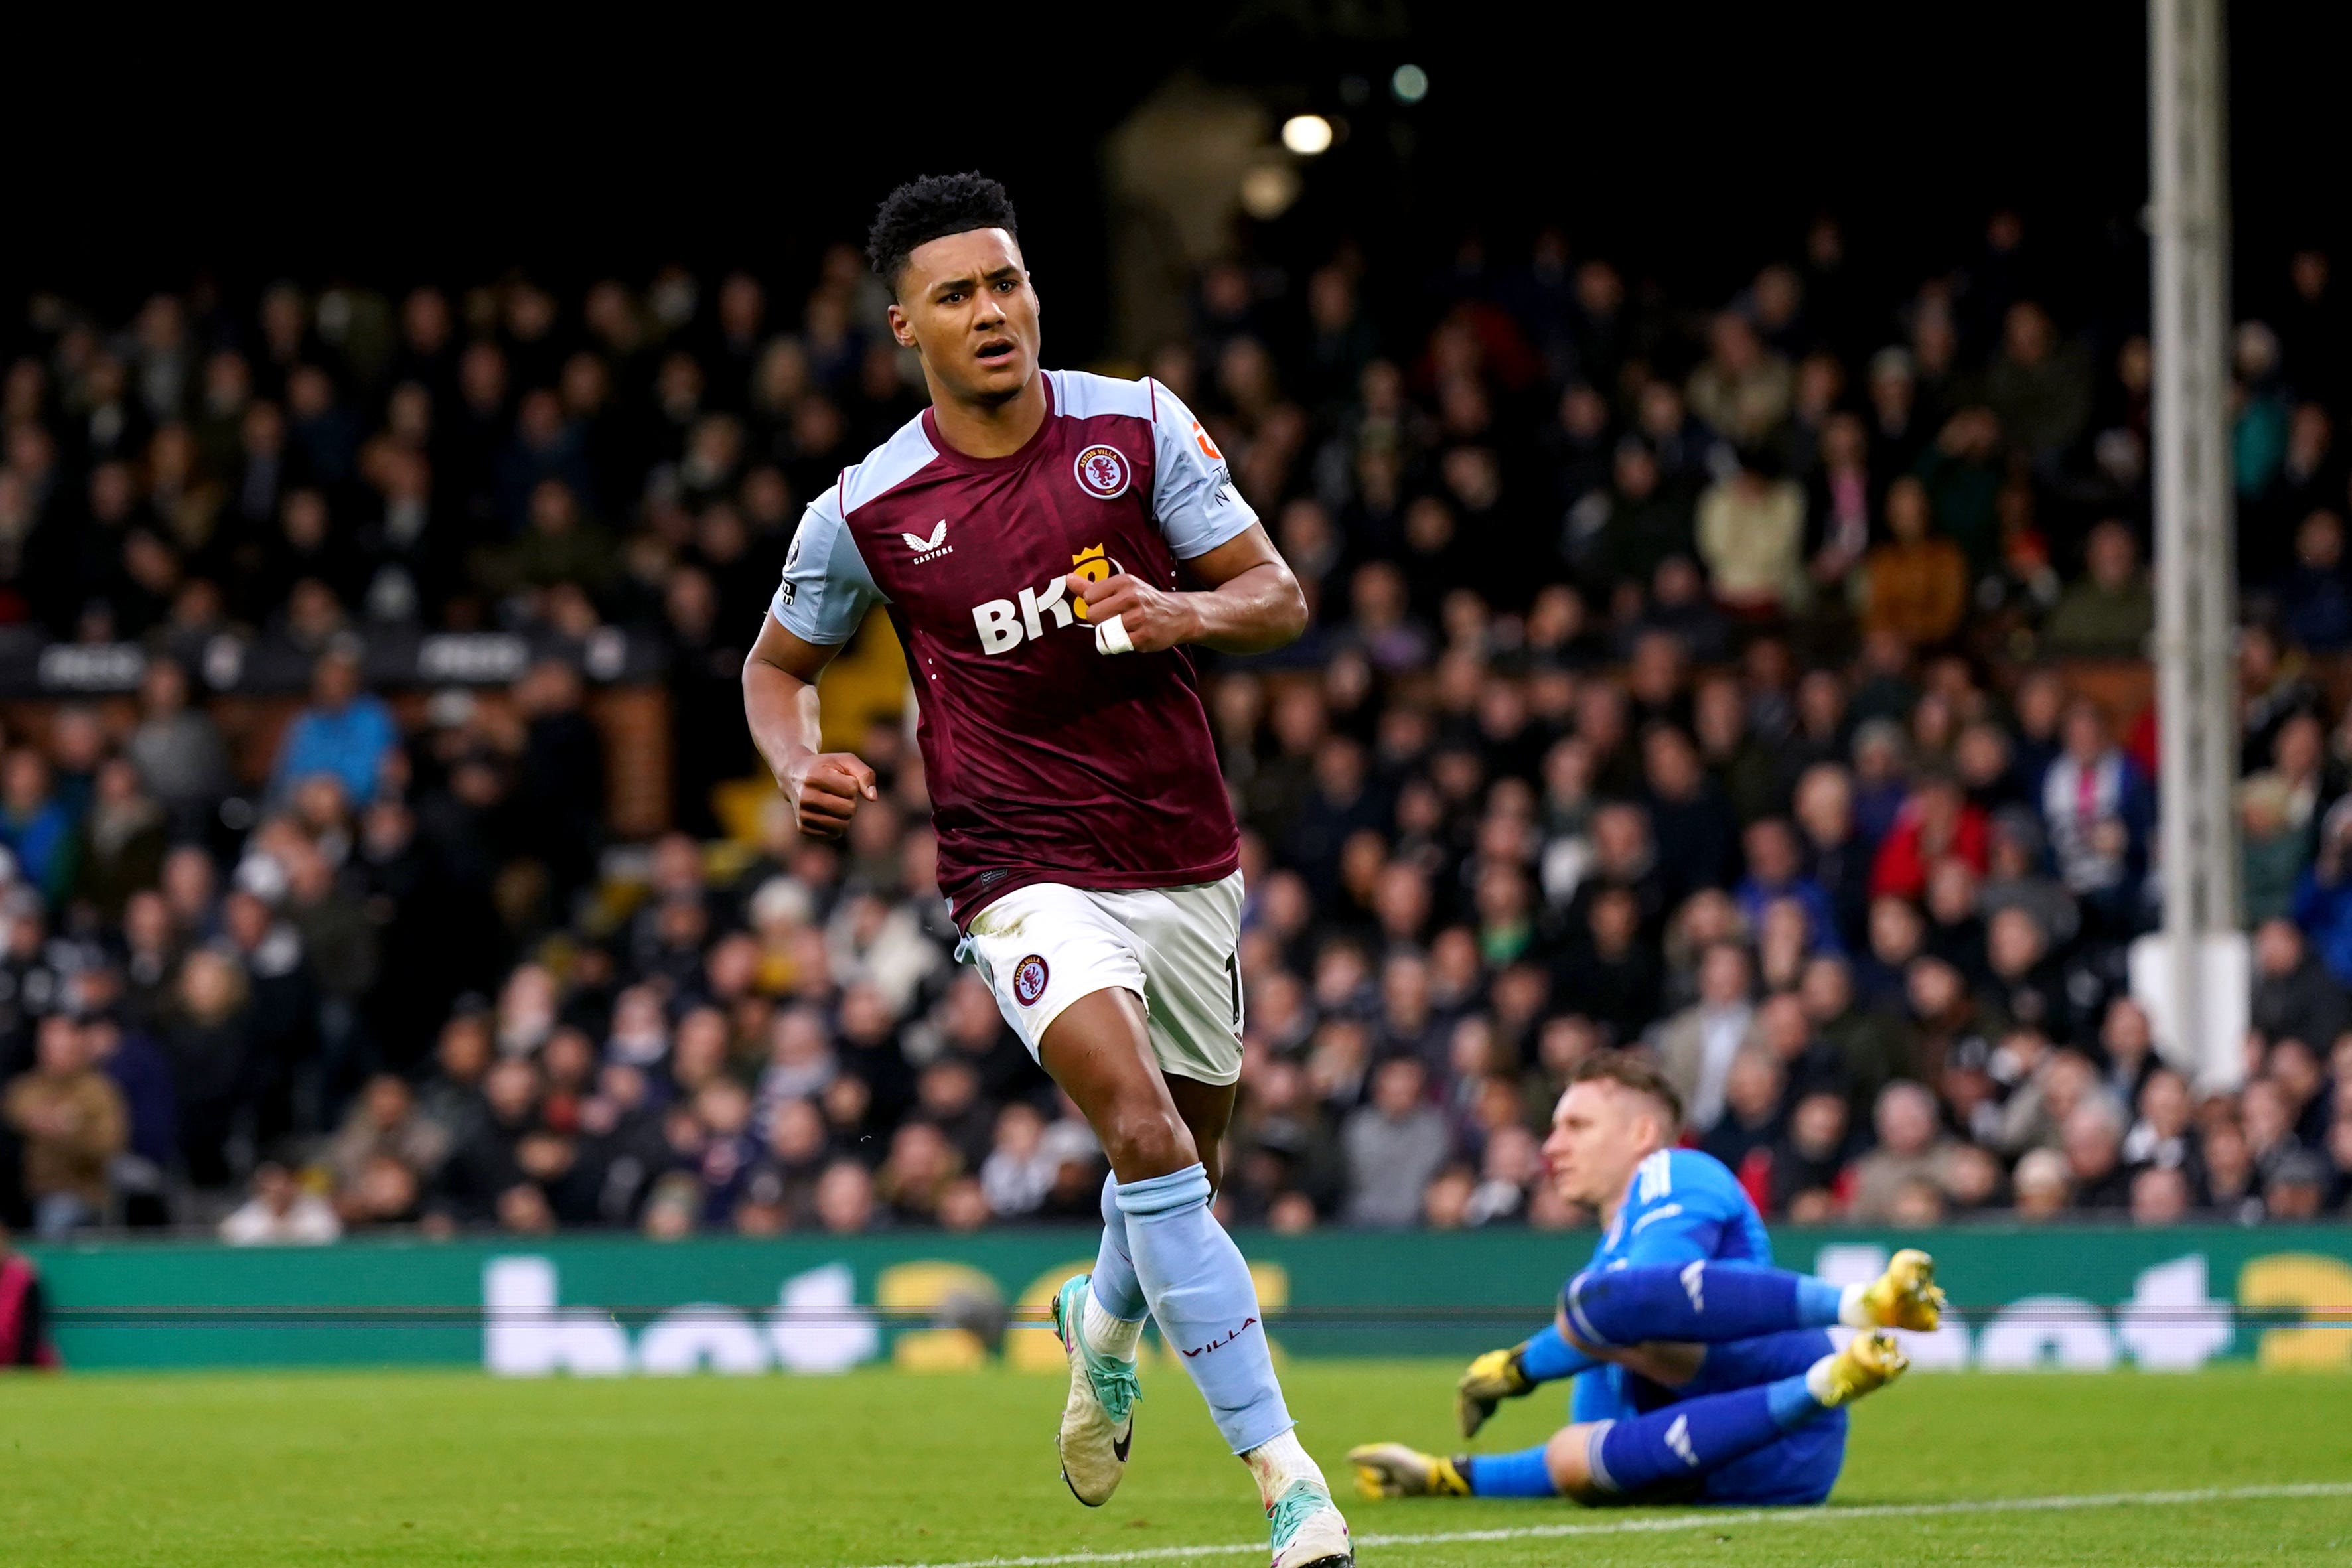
[1094,613,1134,655]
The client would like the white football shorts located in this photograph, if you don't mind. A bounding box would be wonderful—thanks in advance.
[960,871,1245,1086]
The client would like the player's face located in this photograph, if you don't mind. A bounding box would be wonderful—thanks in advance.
[1542,1082,1660,1209]
[888,227,1040,407]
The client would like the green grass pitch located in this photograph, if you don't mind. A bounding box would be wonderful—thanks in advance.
[5,1362,2349,1566]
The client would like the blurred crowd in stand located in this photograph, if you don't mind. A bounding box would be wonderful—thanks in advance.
[5,211,2352,1242]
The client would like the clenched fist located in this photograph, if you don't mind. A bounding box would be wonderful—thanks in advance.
[1068,572,1199,655]
[786,751,877,839]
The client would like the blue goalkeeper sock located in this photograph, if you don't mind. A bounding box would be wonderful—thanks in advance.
[1587,1376,1824,1496]
[1465,1444,1557,1497]
[1518,1324,1597,1383]
[1117,1163,1293,1455]
[1566,1262,1845,1347]
[1089,1172,1148,1322]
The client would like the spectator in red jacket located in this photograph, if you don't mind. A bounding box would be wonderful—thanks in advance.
[1868,772,1990,903]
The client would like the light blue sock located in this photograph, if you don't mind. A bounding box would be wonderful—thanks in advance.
[1588,1376,1823,1496]
[1090,1172,1148,1321]
[1465,1444,1557,1496]
[1765,1373,1826,1429]
[1116,1163,1292,1455]
[1794,1276,1845,1326]
[1517,1324,1597,1383]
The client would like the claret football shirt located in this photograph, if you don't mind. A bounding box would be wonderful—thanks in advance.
[769,370,1255,926]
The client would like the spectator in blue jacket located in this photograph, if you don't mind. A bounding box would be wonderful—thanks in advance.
[1734,816,1846,954]
[2292,799,2352,987]
[271,642,396,806]
[0,750,78,904]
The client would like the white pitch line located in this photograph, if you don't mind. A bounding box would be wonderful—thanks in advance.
[847,1480,2352,1568]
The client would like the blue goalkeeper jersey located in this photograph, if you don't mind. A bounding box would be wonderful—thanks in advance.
[1568,1147,1774,1424]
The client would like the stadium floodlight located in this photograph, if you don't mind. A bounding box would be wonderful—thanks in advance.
[1281,115,1334,156]
[1391,63,1429,104]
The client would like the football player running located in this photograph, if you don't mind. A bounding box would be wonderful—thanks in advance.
[743,173,1349,1567]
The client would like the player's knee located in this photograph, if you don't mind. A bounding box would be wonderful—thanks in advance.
[1545,1425,1607,1504]
[1102,1104,1197,1179]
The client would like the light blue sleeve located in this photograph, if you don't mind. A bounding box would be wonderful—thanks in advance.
[1147,380,1259,560]
[769,488,883,645]
[1518,1322,1599,1383]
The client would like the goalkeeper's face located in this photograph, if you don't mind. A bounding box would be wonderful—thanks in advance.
[888,226,1041,408]
[1543,1082,1668,1210]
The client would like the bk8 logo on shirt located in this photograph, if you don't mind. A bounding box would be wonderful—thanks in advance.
[970,543,1124,655]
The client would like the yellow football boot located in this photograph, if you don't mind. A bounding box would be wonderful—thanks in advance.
[1816,1330,1911,1406]
[1856,1247,1947,1331]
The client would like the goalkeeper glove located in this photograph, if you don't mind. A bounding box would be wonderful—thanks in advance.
[1455,1342,1536,1439]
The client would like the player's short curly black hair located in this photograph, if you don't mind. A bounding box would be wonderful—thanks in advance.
[865,173,1019,289]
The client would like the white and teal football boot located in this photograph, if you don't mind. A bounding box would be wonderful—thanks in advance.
[1051,1273,1142,1507]
[1266,1477,1354,1568]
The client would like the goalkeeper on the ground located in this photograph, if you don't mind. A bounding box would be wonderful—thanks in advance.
[1351,1053,1943,1506]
